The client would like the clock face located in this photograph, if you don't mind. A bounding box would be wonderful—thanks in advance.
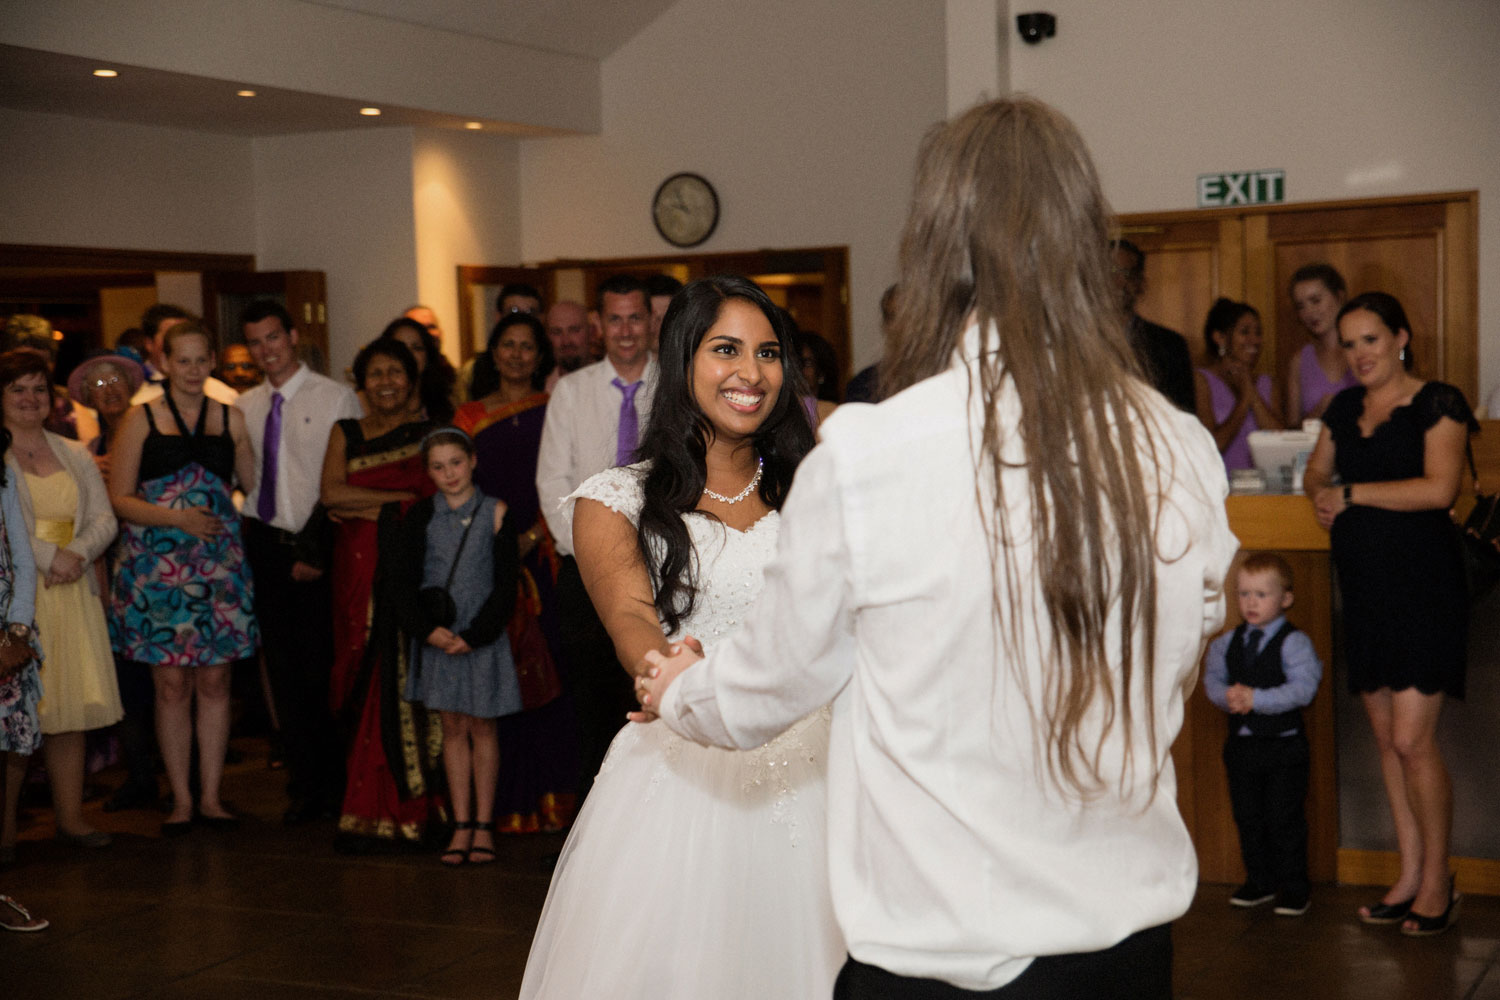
[652,173,719,248]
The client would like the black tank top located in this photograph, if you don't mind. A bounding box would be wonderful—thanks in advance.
[138,394,236,484]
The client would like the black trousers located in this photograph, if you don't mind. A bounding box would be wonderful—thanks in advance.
[834,923,1173,1000]
[555,556,635,801]
[244,518,342,809]
[1222,732,1310,895]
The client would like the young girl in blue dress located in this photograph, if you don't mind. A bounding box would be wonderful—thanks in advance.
[397,428,520,865]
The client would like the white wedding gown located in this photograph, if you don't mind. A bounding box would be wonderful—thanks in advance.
[519,465,842,999]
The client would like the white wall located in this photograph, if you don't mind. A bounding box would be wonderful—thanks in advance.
[252,127,418,374]
[1003,0,1500,399]
[519,0,949,367]
[0,107,255,252]
[412,128,523,360]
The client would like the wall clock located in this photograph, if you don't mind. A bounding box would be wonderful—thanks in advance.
[652,172,719,248]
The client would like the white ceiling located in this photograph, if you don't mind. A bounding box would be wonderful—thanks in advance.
[301,0,678,59]
[0,1,676,137]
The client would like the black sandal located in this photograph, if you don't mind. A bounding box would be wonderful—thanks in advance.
[1401,879,1461,937]
[442,821,475,866]
[467,821,497,865]
[1358,895,1414,925]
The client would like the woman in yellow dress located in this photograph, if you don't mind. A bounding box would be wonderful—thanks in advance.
[1,349,122,848]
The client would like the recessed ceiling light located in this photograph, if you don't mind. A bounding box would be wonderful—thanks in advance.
[464,122,483,130]
[92,68,118,78]
[237,89,256,98]
[359,107,381,116]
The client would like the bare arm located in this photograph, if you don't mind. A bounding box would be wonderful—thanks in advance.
[228,405,257,494]
[573,497,669,678]
[1283,352,1303,427]
[108,404,189,530]
[318,423,414,520]
[1194,369,1250,452]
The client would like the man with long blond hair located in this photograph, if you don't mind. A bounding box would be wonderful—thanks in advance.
[639,97,1236,998]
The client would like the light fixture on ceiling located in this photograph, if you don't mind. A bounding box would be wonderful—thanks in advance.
[464,122,483,130]
[359,107,381,116]
[237,89,256,98]
[92,68,118,78]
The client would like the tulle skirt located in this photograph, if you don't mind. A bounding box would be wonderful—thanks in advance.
[520,708,843,999]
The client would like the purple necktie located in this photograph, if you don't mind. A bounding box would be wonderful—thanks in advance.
[612,377,641,466]
[257,391,283,523]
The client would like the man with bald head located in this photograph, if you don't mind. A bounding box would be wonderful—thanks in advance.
[544,300,590,392]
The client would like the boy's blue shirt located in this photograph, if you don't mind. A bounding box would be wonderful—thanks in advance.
[1202,614,1323,736]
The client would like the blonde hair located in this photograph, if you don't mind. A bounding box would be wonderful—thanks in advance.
[884,96,1162,799]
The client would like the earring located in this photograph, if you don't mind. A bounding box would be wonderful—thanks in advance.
[1400,347,1408,362]
[1218,343,1226,358]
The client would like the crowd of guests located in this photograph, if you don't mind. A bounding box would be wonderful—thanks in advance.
[0,274,847,927]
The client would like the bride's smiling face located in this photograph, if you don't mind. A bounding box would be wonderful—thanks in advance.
[690,299,785,443]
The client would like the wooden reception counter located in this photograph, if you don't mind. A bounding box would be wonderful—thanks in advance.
[1174,493,1338,885]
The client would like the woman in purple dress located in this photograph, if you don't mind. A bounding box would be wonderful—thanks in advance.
[1193,298,1283,471]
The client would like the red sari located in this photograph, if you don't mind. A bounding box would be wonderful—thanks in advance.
[328,417,440,844]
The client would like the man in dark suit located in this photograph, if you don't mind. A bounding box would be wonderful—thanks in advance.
[1112,239,1196,413]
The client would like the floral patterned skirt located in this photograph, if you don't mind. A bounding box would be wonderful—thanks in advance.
[108,465,258,667]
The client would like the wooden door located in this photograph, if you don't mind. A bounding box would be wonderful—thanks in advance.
[455,265,554,362]
[202,269,329,373]
[1247,196,1478,405]
[1117,216,1244,366]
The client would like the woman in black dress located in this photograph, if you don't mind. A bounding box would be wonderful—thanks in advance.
[1303,291,1476,936]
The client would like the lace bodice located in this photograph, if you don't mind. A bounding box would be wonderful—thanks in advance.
[566,464,830,833]
[565,463,781,647]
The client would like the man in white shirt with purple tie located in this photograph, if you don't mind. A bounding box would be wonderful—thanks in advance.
[536,274,659,798]
[236,300,361,825]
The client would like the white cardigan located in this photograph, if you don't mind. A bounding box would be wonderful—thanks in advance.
[6,431,118,596]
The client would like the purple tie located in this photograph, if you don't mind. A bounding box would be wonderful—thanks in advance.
[257,391,283,523]
[612,377,641,466]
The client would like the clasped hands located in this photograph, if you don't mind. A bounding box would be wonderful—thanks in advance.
[425,627,472,656]
[628,636,705,723]
[1224,683,1256,715]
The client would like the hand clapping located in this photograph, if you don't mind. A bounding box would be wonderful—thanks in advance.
[630,636,705,723]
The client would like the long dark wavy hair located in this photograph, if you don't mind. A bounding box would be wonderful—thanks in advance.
[636,275,816,633]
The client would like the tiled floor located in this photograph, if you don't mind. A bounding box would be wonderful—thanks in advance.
[3,740,1497,998]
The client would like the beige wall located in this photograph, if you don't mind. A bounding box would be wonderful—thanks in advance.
[0,107,255,252]
[518,0,949,368]
[252,127,419,375]
[1001,0,1500,401]
[412,129,524,363]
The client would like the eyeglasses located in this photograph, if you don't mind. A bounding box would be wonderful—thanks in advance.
[89,375,124,389]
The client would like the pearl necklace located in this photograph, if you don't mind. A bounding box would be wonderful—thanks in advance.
[703,458,763,505]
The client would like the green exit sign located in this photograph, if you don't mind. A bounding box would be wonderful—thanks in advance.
[1197,169,1285,207]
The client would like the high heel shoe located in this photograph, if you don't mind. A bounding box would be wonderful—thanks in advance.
[441,821,474,867]
[1400,878,1461,937]
[467,822,497,865]
[1358,895,1414,925]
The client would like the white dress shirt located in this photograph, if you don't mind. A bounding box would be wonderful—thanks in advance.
[133,375,239,407]
[660,330,1239,990]
[235,364,361,533]
[535,356,659,556]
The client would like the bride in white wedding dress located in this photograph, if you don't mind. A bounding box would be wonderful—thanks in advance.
[518,276,843,999]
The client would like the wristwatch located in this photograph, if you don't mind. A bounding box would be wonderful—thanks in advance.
[1342,484,1354,506]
